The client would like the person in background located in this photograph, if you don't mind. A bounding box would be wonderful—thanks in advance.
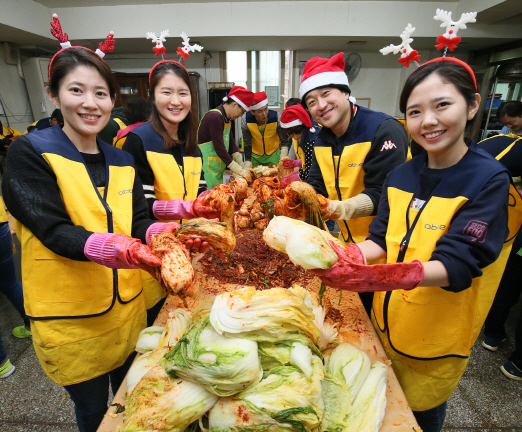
[310,58,517,432]
[279,103,319,184]
[198,86,254,188]
[0,204,31,379]
[24,108,64,133]
[302,53,408,313]
[242,91,289,166]
[123,61,216,325]
[114,97,152,149]
[497,101,522,136]
[479,133,522,381]
[0,33,207,431]
[98,106,127,145]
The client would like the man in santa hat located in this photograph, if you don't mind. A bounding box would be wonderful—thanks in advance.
[241,91,291,166]
[198,86,255,188]
[301,52,409,313]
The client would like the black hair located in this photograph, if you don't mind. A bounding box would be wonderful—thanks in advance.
[125,98,152,125]
[48,48,117,100]
[399,61,478,143]
[149,61,197,155]
[50,108,63,124]
[497,101,522,120]
[302,84,351,108]
[224,98,236,105]
[280,124,307,140]
[286,98,301,108]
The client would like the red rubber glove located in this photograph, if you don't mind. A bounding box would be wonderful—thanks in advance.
[283,158,302,169]
[280,171,301,188]
[84,233,161,277]
[309,241,424,292]
[193,190,221,219]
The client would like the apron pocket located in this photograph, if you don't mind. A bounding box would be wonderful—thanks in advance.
[208,156,224,175]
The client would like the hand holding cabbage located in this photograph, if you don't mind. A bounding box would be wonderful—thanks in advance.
[263,216,424,292]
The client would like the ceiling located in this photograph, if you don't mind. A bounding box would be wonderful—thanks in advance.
[34,0,457,6]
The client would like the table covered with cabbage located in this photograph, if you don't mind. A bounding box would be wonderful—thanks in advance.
[99,282,420,432]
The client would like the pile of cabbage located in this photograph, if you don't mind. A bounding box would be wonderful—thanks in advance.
[118,286,388,432]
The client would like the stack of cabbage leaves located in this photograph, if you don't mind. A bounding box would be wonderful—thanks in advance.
[117,286,387,432]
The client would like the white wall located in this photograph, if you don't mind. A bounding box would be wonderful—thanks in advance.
[106,51,221,119]
[0,50,34,133]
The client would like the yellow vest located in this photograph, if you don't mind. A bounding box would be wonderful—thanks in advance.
[293,138,305,163]
[246,110,280,157]
[2,124,22,139]
[372,144,520,410]
[0,203,7,224]
[20,127,146,385]
[314,107,400,244]
[132,121,203,309]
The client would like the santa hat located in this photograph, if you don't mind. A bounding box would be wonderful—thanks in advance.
[299,53,349,99]
[223,86,255,111]
[280,105,315,133]
[250,91,268,110]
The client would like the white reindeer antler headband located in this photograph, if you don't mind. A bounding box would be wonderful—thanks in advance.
[434,9,477,56]
[146,29,170,60]
[176,32,203,62]
[380,23,421,68]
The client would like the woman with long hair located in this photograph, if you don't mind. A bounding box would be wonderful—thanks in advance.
[123,60,217,323]
[310,58,520,431]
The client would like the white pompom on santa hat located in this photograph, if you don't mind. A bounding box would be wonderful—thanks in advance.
[223,86,255,111]
[250,91,268,110]
[280,104,315,133]
[299,52,350,99]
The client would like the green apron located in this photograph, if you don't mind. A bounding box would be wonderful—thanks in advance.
[252,148,280,167]
[198,109,231,189]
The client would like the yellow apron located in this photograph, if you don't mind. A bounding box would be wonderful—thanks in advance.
[372,145,521,410]
[20,127,146,386]
[132,121,203,309]
[247,110,280,166]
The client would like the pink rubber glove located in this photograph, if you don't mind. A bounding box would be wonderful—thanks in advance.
[280,170,301,188]
[153,199,196,221]
[283,158,302,169]
[84,233,161,276]
[146,222,181,245]
[309,241,424,292]
[193,190,221,219]
[146,222,210,254]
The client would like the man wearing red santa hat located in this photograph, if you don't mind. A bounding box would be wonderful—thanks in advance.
[301,53,409,313]
[241,91,290,166]
[198,86,255,188]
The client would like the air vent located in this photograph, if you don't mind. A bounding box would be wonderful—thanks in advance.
[346,41,367,46]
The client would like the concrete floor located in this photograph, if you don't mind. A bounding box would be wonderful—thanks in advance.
[1,233,521,432]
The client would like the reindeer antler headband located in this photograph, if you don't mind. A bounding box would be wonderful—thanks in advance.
[176,32,203,61]
[434,9,477,56]
[48,14,116,79]
[380,23,421,68]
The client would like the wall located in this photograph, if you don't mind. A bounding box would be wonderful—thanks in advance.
[0,50,34,133]
[106,51,222,120]
[294,50,404,117]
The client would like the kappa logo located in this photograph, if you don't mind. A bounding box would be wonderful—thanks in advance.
[463,220,488,243]
[118,189,132,195]
[380,140,397,151]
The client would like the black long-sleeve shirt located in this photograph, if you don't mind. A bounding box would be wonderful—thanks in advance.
[123,133,207,220]
[307,117,408,214]
[2,135,153,261]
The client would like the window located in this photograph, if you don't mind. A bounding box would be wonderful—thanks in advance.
[226,51,247,88]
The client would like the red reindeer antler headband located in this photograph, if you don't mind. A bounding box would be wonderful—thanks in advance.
[48,14,116,79]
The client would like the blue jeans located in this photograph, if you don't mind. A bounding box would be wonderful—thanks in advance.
[64,351,136,432]
[0,222,29,363]
[413,401,447,432]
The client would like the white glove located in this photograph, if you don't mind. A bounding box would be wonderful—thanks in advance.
[280,146,289,159]
[325,194,374,221]
[231,152,245,168]
[227,160,243,174]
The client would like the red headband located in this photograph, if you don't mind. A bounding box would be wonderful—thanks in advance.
[148,60,188,84]
[416,57,477,91]
[48,46,97,80]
